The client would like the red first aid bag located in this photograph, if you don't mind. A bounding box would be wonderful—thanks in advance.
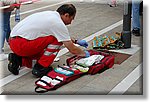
[35,50,114,93]
[66,50,115,75]
[35,65,86,93]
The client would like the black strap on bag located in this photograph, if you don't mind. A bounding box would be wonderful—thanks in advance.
[35,80,51,93]
[35,86,49,93]
[35,75,65,93]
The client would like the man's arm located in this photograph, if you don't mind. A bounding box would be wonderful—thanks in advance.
[2,0,20,12]
[62,40,86,57]
[1,0,20,5]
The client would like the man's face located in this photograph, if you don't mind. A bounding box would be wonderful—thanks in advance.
[61,13,75,25]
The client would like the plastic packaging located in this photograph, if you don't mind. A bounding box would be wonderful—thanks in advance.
[15,9,20,22]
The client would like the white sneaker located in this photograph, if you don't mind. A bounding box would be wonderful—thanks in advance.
[0,53,8,61]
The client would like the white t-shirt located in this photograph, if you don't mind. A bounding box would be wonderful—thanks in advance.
[10,11,71,42]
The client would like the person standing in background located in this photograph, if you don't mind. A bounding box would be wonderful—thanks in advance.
[132,0,143,36]
[108,0,117,7]
[0,0,20,60]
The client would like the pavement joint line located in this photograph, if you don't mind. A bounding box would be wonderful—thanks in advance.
[108,63,142,95]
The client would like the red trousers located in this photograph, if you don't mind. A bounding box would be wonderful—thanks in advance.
[9,35,62,68]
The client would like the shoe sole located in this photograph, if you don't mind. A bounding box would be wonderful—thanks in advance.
[32,67,52,78]
[8,53,19,75]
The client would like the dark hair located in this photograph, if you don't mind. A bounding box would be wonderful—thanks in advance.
[56,4,76,16]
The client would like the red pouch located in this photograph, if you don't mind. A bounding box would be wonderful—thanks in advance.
[66,50,114,75]
[35,66,86,93]
[35,50,114,93]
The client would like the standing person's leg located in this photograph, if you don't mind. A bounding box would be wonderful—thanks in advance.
[0,14,4,53]
[3,12,11,44]
[108,0,117,7]
[132,0,140,36]
[0,11,11,61]
[6,13,11,43]
[0,12,2,53]
[1,12,8,52]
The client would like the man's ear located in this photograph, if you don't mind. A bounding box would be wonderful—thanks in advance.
[64,13,70,17]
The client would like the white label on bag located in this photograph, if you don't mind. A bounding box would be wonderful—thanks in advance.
[41,76,52,83]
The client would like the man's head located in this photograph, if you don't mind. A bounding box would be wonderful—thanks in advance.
[57,4,76,25]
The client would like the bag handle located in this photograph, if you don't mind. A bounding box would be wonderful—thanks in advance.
[35,78,52,93]
[35,86,49,93]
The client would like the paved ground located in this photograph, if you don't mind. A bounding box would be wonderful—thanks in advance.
[0,0,143,95]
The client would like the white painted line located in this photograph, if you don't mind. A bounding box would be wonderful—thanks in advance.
[0,67,31,87]
[10,0,69,17]
[83,20,123,41]
[0,20,123,88]
[108,64,143,95]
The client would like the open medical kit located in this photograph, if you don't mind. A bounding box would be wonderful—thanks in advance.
[35,50,114,93]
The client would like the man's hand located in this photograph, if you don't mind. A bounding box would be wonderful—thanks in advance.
[3,5,15,12]
[77,40,88,48]
[63,40,88,57]
[13,3,21,9]
[84,50,90,57]
[3,3,20,12]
